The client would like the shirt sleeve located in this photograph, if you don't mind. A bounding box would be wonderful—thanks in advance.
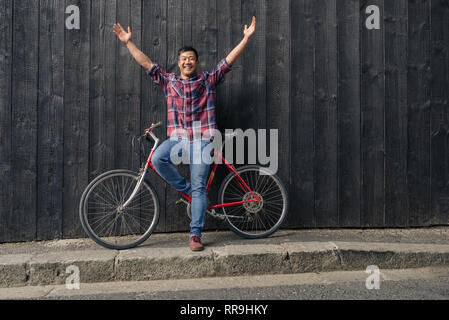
[205,58,232,88]
[146,63,170,91]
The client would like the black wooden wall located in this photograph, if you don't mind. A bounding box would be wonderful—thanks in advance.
[1,0,448,243]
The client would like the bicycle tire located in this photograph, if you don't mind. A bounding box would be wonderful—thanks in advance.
[79,169,160,250]
[217,165,288,239]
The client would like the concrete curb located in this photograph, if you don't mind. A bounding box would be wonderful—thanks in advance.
[1,241,448,288]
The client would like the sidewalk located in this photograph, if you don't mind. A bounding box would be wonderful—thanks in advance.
[1,227,448,288]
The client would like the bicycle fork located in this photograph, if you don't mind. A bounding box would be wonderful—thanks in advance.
[122,131,160,209]
[121,166,149,208]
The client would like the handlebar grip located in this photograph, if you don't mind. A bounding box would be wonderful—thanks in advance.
[152,121,162,129]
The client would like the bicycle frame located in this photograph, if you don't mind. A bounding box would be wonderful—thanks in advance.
[122,126,261,212]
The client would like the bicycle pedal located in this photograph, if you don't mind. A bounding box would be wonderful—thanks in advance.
[208,209,225,221]
[176,198,189,206]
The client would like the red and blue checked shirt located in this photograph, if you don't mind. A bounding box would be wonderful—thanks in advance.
[146,58,232,142]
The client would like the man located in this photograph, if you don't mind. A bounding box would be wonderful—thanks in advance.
[113,17,256,251]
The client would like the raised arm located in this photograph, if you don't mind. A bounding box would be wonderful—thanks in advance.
[225,16,256,67]
[113,23,153,71]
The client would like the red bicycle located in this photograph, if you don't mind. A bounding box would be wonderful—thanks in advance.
[79,122,288,250]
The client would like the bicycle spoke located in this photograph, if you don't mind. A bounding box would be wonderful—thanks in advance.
[103,179,120,206]
[223,196,244,202]
[96,212,118,237]
[263,193,284,202]
[87,209,118,216]
[91,189,116,208]
[121,214,136,236]
[260,208,279,226]
[108,215,120,238]
[261,186,282,197]
[255,173,268,193]
[123,210,154,223]
[264,200,284,210]
[88,212,116,231]
[225,205,245,216]
[123,212,151,233]
[227,179,246,196]
[122,177,135,204]
[259,176,275,196]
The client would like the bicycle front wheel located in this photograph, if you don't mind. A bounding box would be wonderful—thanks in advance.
[79,170,160,250]
[218,165,288,239]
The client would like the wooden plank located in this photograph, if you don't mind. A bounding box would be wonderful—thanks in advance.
[89,0,116,181]
[10,0,39,241]
[407,0,431,227]
[313,0,338,227]
[116,0,141,171]
[183,0,192,46]
[142,0,167,233]
[113,0,143,236]
[0,0,13,242]
[191,0,221,232]
[63,0,91,238]
[337,0,361,227]
[192,0,216,74]
[290,0,315,227]
[240,0,266,132]
[37,0,65,240]
[266,0,290,227]
[214,0,242,231]
[430,0,449,225]
[360,0,385,227]
[166,0,183,74]
[237,0,266,200]
[384,0,409,227]
[216,0,242,130]
[164,0,190,232]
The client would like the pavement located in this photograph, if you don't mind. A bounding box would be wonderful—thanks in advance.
[0,227,448,289]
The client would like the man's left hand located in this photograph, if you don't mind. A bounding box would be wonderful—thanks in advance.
[243,16,256,40]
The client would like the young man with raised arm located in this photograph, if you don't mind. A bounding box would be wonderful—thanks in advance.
[113,17,256,251]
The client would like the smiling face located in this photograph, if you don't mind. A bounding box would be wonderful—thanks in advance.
[178,50,199,79]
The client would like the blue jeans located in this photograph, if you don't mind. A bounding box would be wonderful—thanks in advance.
[151,138,212,238]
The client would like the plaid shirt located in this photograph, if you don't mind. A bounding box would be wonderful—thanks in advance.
[146,58,232,142]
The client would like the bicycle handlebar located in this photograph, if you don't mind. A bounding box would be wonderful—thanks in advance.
[144,121,162,136]
[143,122,162,144]
[151,121,162,129]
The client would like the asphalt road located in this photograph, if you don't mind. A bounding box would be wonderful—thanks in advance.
[35,278,449,300]
[2,267,448,301]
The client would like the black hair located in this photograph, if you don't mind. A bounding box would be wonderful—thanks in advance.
[178,46,199,61]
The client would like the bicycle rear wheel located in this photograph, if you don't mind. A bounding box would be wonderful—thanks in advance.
[218,165,288,239]
[79,169,159,250]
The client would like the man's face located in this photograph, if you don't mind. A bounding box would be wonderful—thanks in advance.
[178,51,199,78]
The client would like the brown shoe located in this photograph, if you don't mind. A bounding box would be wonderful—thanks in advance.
[189,235,204,251]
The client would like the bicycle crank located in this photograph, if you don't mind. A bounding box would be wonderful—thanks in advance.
[176,198,192,220]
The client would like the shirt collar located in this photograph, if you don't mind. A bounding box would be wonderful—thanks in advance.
[176,73,202,83]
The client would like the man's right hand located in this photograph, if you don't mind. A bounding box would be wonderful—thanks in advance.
[113,22,153,71]
[113,23,132,45]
